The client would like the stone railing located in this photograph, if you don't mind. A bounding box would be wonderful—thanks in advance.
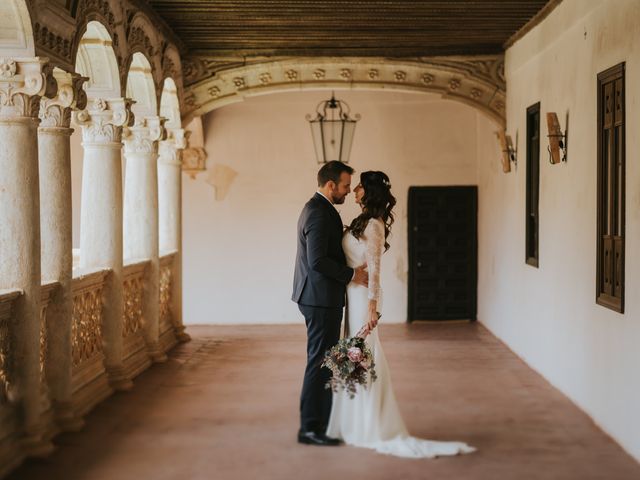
[159,252,178,352]
[122,260,151,379]
[70,269,112,416]
[0,289,23,476]
[0,257,187,476]
[39,281,59,411]
[0,290,21,406]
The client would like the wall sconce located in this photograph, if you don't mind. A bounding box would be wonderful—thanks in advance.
[496,129,517,173]
[546,112,568,164]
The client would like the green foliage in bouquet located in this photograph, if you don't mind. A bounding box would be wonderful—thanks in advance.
[322,335,377,399]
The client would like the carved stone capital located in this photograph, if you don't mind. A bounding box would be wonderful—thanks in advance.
[0,57,56,119]
[159,128,187,166]
[73,98,134,145]
[39,71,88,129]
[123,116,167,155]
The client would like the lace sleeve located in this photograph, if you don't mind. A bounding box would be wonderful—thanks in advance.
[364,218,385,301]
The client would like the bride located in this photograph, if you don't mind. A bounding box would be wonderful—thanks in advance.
[326,170,476,458]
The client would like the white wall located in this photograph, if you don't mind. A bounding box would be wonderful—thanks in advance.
[478,0,640,461]
[183,90,496,325]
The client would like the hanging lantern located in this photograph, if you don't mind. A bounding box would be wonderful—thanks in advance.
[306,93,360,164]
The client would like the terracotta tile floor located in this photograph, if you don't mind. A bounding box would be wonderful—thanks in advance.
[9,322,640,480]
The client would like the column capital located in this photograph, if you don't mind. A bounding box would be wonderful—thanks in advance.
[0,57,56,119]
[73,98,134,146]
[123,116,167,155]
[159,128,187,166]
[39,71,88,130]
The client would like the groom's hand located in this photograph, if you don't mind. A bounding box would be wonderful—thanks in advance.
[352,265,368,287]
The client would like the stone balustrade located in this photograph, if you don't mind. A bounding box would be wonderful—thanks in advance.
[122,260,152,379]
[0,289,23,476]
[70,269,112,416]
[0,49,188,475]
[159,252,179,352]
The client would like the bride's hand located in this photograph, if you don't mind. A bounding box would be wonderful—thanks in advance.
[367,300,380,332]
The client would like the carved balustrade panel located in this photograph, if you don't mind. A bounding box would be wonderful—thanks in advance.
[159,254,175,333]
[71,271,108,369]
[122,262,147,339]
[39,281,59,403]
[0,290,21,405]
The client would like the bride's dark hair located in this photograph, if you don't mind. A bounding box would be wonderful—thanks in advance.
[347,171,396,251]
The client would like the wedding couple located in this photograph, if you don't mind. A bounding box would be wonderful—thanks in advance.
[292,161,475,458]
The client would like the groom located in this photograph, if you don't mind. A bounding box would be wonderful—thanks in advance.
[292,160,368,446]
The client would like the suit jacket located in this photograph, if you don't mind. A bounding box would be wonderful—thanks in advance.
[292,193,354,308]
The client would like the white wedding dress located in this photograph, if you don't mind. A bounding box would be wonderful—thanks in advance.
[326,218,476,458]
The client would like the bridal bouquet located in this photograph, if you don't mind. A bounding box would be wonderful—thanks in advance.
[322,325,377,398]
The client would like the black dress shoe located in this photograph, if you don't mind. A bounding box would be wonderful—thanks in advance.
[297,430,341,446]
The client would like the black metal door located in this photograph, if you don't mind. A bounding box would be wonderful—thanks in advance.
[408,186,477,321]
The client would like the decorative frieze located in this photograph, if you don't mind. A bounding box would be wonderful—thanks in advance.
[421,73,434,85]
[285,69,298,81]
[73,97,134,145]
[340,69,352,80]
[259,73,272,85]
[394,70,407,82]
[0,57,56,119]
[181,56,507,127]
[39,72,88,129]
[33,23,72,66]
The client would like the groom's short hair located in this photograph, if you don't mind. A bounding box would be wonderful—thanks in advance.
[317,161,354,187]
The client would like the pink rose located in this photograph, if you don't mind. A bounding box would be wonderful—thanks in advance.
[347,346,363,363]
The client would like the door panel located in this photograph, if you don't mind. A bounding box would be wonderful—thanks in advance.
[408,186,478,321]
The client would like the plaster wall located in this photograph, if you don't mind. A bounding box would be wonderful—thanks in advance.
[478,0,640,461]
[182,90,493,325]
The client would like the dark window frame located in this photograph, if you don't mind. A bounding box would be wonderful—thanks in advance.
[525,102,541,267]
[596,63,625,313]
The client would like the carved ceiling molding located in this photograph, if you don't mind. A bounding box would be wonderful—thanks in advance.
[182,56,506,127]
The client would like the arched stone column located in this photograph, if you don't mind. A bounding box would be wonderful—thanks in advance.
[123,116,168,361]
[74,97,134,391]
[0,56,55,455]
[38,70,87,431]
[159,128,189,342]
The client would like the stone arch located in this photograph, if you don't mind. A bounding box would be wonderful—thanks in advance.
[182,56,506,127]
[160,77,181,129]
[0,0,35,57]
[125,11,163,101]
[126,52,157,118]
[161,44,184,112]
[72,0,127,94]
[74,20,121,99]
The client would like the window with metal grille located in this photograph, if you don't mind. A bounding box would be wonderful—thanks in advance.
[597,63,625,313]
[526,102,540,267]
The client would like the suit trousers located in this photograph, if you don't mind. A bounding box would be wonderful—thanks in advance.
[298,304,343,433]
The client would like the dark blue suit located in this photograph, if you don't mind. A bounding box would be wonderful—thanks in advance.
[292,193,353,433]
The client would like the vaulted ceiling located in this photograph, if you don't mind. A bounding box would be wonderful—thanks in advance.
[148,0,554,58]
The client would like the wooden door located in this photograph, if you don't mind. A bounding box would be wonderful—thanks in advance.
[408,186,477,321]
